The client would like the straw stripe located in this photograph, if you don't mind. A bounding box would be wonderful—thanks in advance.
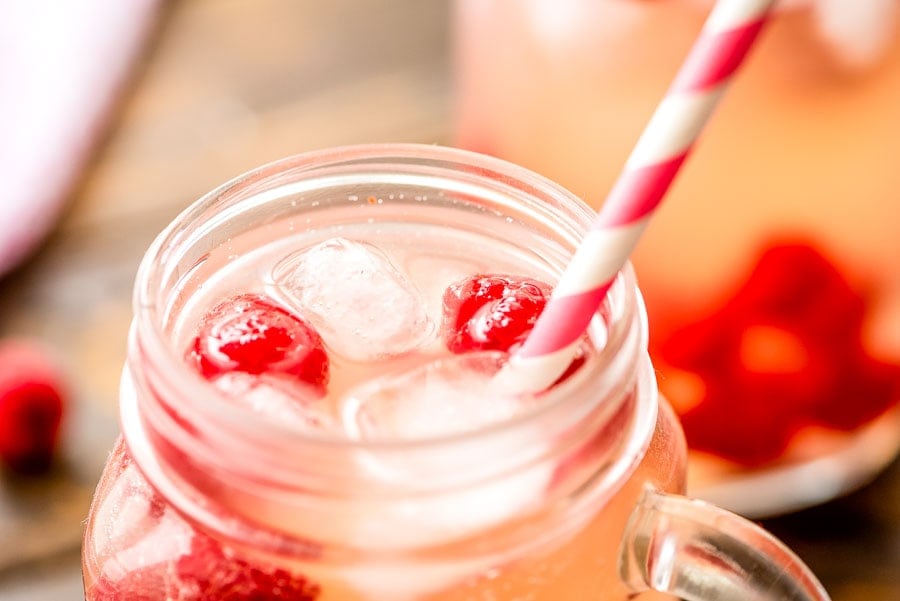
[598,152,689,227]
[671,17,767,92]
[502,0,775,393]
[496,342,582,393]
[626,87,724,169]
[705,0,773,33]
[518,287,610,357]
[519,218,648,358]
[555,218,650,294]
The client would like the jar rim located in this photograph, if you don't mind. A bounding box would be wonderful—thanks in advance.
[127,142,656,477]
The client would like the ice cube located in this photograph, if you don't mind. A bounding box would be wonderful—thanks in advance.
[270,238,434,361]
[328,352,554,555]
[101,512,193,583]
[212,372,334,433]
[341,352,523,440]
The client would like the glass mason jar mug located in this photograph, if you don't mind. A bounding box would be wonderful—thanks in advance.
[81,145,830,600]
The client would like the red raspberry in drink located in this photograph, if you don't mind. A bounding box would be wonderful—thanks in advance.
[89,532,320,601]
[168,533,320,601]
[188,293,329,393]
[442,274,553,354]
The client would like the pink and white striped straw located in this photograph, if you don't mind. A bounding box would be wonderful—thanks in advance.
[504,0,777,393]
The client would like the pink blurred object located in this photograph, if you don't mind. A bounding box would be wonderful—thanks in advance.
[0,0,161,277]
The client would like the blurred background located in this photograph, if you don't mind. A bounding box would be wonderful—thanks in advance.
[0,1,897,599]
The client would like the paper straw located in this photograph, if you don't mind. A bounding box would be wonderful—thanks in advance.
[504,0,777,393]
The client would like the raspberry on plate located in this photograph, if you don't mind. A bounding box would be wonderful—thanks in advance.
[0,339,66,475]
[657,243,900,466]
[188,293,329,393]
[442,274,553,354]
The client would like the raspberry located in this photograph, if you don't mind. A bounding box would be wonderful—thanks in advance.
[88,533,320,601]
[678,378,803,466]
[189,294,329,393]
[169,533,320,601]
[0,340,65,474]
[656,243,900,466]
[442,275,552,353]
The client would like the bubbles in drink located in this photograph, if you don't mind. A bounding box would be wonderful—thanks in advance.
[270,237,434,362]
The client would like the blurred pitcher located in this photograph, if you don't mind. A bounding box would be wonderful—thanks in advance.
[454,0,900,515]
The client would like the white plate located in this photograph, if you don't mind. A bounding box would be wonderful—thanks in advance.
[687,405,900,518]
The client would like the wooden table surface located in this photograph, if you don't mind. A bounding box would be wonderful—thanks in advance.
[0,1,897,599]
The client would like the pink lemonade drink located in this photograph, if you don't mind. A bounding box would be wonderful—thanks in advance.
[81,145,829,600]
[454,0,900,499]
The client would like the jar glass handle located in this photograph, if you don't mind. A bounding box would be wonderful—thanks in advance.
[620,488,831,600]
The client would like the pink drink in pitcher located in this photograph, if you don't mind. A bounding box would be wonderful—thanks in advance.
[454,0,900,504]
[82,146,829,600]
